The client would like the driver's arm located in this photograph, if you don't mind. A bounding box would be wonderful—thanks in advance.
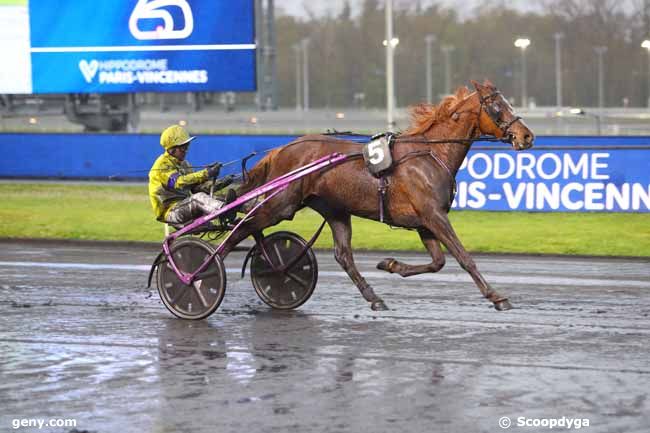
[158,162,209,190]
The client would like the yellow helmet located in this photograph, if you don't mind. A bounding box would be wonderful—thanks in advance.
[160,125,196,150]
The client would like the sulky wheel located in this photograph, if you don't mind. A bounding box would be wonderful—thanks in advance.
[250,231,318,310]
[157,237,226,320]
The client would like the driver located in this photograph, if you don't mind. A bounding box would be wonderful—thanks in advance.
[148,124,235,226]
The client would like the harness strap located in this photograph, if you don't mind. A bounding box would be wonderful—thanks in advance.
[428,151,457,209]
[378,176,389,224]
[389,149,457,211]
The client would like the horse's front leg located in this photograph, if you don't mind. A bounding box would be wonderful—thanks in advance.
[423,211,512,311]
[377,228,445,277]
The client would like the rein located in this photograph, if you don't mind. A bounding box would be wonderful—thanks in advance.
[393,136,513,145]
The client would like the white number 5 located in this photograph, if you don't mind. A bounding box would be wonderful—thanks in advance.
[368,141,385,165]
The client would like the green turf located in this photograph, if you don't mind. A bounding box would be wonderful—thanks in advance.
[1,183,649,256]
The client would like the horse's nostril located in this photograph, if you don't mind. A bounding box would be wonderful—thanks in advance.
[524,134,532,143]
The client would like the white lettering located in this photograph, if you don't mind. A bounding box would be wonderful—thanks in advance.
[461,152,613,182]
[536,183,560,210]
[467,154,492,180]
[536,153,562,180]
[455,182,650,211]
[632,183,650,210]
[516,153,536,179]
[525,183,535,209]
[561,183,584,210]
[493,153,515,179]
[99,58,168,71]
[467,182,486,208]
[591,153,610,180]
[563,153,589,179]
[98,71,134,84]
[606,183,629,211]
[502,182,526,208]
[585,183,605,210]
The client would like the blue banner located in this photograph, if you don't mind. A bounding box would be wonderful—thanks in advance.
[0,134,648,213]
[454,137,650,212]
[26,0,256,93]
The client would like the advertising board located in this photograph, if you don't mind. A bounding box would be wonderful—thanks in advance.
[0,0,256,94]
[454,137,650,212]
[0,134,647,213]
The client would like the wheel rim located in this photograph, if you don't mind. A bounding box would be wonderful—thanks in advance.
[250,231,318,309]
[157,238,226,320]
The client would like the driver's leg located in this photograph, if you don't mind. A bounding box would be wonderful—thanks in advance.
[165,192,225,225]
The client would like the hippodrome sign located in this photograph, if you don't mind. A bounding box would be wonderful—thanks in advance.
[453,138,650,212]
[1,0,255,94]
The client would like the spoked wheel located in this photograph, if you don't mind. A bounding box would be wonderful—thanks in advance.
[157,237,226,320]
[250,231,318,310]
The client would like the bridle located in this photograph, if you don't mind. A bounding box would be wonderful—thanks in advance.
[478,90,522,140]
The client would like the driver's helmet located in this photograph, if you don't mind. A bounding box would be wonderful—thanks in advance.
[160,125,196,150]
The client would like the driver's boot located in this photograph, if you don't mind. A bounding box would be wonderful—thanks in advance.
[222,189,240,224]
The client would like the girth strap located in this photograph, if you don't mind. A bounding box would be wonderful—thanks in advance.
[378,175,390,224]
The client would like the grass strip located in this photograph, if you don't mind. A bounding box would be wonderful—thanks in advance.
[1,183,649,256]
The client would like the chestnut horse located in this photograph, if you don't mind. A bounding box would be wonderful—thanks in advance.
[224,80,534,311]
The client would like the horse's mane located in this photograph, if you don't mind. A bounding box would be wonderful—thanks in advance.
[403,86,473,136]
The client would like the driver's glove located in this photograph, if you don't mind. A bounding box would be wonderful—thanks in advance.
[206,162,222,178]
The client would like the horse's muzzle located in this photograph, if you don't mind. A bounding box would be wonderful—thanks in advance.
[511,134,534,151]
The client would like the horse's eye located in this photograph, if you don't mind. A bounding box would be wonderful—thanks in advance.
[491,102,501,113]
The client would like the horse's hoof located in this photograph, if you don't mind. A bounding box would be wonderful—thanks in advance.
[371,300,389,311]
[494,299,513,311]
[376,258,396,273]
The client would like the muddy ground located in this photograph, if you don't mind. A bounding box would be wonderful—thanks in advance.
[1,240,649,433]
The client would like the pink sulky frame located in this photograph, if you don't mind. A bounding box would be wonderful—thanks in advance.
[161,152,349,286]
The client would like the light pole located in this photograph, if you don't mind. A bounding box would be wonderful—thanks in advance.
[425,34,436,103]
[553,33,564,109]
[264,0,277,110]
[384,0,398,131]
[441,44,455,96]
[514,38,530,108]
[292,43,302,111]
[301,38,310,112]
[642,39,650,108]
[594,46,607,110]
[254,0,264,110]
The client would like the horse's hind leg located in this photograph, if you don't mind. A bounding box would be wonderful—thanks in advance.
[377,229,445,277]
[308,201,387,311]
[423,211,512,311]
[328,215,388,311]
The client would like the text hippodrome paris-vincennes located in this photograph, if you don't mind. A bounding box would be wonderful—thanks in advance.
[453,152,650,211]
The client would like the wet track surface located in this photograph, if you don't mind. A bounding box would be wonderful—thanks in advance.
[1,240,649,433]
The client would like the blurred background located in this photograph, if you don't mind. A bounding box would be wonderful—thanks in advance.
[4,0,650,135]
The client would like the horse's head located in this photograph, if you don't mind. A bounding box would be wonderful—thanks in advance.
[471,80,534,150]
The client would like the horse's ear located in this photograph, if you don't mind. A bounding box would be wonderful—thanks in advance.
[471,80,483,91]
[483,79,495,89]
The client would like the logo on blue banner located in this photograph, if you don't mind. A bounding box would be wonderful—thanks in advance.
[129,0,194,40]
